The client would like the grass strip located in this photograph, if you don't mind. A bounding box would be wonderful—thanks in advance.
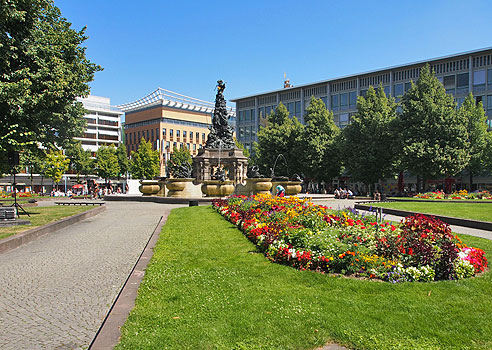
[117,206,492,350]
[0,205,93,240]
[372,202,492,222]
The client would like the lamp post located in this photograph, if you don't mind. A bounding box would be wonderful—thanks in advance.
[64,176,67,194]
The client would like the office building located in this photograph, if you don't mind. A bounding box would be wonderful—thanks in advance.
[120,88,235,176]
[76,95,123,155]
[232,47,492,153]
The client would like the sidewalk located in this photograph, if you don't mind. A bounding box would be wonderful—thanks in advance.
[0,201,182,350]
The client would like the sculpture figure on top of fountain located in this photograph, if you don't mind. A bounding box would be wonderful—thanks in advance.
[205,80,235,149]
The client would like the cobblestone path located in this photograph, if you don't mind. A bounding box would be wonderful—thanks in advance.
[0,201,178,350]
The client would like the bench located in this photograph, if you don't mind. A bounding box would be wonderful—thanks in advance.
[0,207,16,220]
[55,202,105,206]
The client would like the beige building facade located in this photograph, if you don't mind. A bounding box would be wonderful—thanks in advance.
[121,88,235,176]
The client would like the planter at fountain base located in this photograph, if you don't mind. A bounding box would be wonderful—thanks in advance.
[235,178,273,195]
[272,181,302,196]
[166,178,201,198]
[139,180,160,196]
[201,180,235,197]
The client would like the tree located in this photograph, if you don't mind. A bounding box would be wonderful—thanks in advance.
[167,146,192,178]
[130,138,160,179]
[43,150,69,189]
[254,102,303,177]
[459,93,488,190]
[235,138,250,159]
[399,64,469,192]
[299,96,340,182]
[341,85,398,192]
[66,142,94,182]
[0,0,101,154]
[20,149,46,191]
[116,143,129,178]
[95,145,119,183]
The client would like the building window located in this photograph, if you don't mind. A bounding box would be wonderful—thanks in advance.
[156,128,159,140]
[245,110,251,121]
[287,102,295,116]
[239,127,244,139]
[394,84,404,97]
[193,144,196,151]
[383,86,390,97]
[189,131,193,141]
[166,141,170,149]
[404,82,412,92]
[169,129,173,137]
[250,125,256,139]
[349,91,357,108]
[443,75,455,88]
[176,130,180,137]
[162,128,166,139]
[146,130,149,140]
[173,142,177,148]
[321,97,327,107]
[187,143,190,149]
[456,72,469,87]
[340,93,348,110]
[151,129,154,141]
[457,97,466,107]
[137,131,141,140]
[183,131,187,139]
[331,95,339,111]
[474,70,486,93]
[360,89,367,98]
[488,69,492,86]
[202,133,205,141]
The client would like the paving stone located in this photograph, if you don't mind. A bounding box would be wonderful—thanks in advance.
[0,201,181,350]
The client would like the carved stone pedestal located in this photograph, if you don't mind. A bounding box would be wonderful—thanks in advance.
[193,147,248,185]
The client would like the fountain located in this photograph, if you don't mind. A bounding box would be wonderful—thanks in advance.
[194,80,248,196]
[269,154,303,196]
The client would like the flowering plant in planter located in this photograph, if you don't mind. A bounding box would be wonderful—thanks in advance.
[212,194,488,282]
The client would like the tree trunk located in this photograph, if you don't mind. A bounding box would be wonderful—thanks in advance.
[422,174,427,193]
[416,175,421,193]
[469,171,473,192]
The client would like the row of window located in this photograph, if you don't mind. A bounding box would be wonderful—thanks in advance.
[124,116,210,130]
[126,128,207,145]
[126,141,200,154]
[85,117,119,127]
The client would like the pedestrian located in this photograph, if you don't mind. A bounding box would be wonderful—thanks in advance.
[275,185,285,197]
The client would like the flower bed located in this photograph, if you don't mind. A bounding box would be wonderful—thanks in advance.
[212,194,487,283]
[415,189,492,200]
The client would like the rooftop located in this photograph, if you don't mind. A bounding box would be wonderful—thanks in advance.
[231,46,492,101]
[119,87,235,116]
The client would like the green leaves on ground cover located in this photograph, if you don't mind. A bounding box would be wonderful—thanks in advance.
[117,206,492,350]
[374,202,492,222]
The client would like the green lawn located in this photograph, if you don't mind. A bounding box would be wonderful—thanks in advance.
[0,205,94,240]
[373,202,492,222]
[116,206,492,350]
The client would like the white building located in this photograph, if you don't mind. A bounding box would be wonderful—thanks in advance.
[76,95,123,155]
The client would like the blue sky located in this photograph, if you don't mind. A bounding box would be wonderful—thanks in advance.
[55,0,492,107]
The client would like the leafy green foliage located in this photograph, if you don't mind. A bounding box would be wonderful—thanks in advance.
[116,143,129,177]
[167,146,192,178]
[254,102,304,177]
[299,96,341,181]
[342,85,398,185]
[65,141,93,180]
[130,138,160,179]
[95,145,119,181]
[399,65,470,185]
[459,93,489,187]
[42,149,69,184]
[0,0,101,152]
[235,138,250,159]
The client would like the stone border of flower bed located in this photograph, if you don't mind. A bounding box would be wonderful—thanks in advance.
[0,205,106,254]
[387,198,492,203]
[354,203,492,231]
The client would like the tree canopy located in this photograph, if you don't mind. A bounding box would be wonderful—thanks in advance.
[43,149,69,185]
[167,146,192,178]
[299,96,340,181]
[95,145,119,182]
[254,102,303,178]
[399,64,469,189]
[130,138,160,179]
[342,85,398,186]
[0,0,101,154]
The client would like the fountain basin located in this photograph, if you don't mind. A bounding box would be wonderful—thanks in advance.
[201,180,235,197]
[272,180,302,196]
[139,180,160,196]
[166,178,197,198]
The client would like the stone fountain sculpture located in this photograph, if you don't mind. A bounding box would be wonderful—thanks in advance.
[193,80,248,193]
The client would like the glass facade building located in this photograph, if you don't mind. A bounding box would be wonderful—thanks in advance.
[232,47,492,154]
